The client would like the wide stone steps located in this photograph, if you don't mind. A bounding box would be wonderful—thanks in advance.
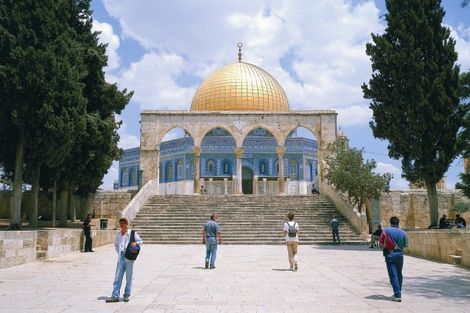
[131,195,365,245]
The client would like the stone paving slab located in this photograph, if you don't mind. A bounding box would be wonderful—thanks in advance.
[0,244,469,313]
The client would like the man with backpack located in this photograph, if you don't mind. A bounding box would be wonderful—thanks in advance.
[379,216,408,302]
[330,216,340,244]
[106,218,143,303]
[283,212,300,271]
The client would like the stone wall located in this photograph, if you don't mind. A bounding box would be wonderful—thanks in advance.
[37,229,115,259]
[0,231,37,269]
[0,229,116,269]
[406,230,470,268]
[377,190,469,229]
[0,190,135,222]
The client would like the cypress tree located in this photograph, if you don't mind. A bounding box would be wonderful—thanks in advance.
[362,0,464,227]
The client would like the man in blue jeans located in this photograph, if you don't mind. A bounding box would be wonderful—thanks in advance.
[106,218,143,303]
[202,214,221,269]
[379,216,408,302]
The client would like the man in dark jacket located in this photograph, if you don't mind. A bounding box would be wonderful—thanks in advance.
[83,213,94,252]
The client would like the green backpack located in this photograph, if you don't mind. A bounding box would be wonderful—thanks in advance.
[287,222,297,238]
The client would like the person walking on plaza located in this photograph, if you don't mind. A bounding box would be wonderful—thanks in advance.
[202,214,221,269]
[330,216,340,244]
[83,213,94,252]
[369,224,382,248]
[379,216,408,302]
[283,212,300,271]
[107,218,143,303]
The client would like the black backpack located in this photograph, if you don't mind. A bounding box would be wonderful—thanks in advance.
[287,222,298,238]
[124,230,141,261]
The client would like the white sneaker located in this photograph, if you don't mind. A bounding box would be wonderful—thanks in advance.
[390,296,402,302]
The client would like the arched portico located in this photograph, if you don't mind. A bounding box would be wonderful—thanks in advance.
[140,110,337,194]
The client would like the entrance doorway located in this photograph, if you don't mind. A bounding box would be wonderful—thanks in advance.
[242,167,254,194]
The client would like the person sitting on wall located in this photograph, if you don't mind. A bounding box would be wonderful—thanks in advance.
[454,214,467,229]
[439,214,449,229]
[311,185,319,194]
[370,224,382,248]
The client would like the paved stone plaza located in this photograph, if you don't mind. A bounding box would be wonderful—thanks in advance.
[0,244,469,313]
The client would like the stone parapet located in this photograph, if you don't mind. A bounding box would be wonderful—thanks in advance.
[406,229,470,268]
[0,231,37,269]
[0,229,115,269]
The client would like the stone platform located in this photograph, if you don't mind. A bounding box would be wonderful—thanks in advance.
[0,245,469,313]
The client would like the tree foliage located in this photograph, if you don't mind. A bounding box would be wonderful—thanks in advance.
[325,141,392,213]
[0,0,132,228]
[456,72,470,197]
[362,0,464,227]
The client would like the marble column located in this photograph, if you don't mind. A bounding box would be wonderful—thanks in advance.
[465,158,470,174]
[235,147,244,194]
[253,175,258,195]
[224,178,228,195]
[193,147,201,194]
[277,146,286,194]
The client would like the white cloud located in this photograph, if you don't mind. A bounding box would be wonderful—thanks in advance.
[336,105,372,126]
[92,20,121,71]
[375,161,409,189]
[118,52,196,110]
[116,115,140,149]
[452,24,470,71]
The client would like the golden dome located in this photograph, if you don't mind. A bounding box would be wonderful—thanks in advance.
[190,62,290,112]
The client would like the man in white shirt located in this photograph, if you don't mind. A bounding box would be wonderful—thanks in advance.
[283,212,300,271]
[107,218,143,303]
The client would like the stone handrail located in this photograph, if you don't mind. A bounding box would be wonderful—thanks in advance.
[320,182,369,239]
[121,180,157,224]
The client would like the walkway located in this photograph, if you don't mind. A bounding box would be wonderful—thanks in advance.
[0,245,469,313]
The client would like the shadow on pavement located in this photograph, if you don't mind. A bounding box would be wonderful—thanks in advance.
[404,275,470,300]
[192,266,207,270]
[97,296,109,301]
[365,294,391,301]
[314,244,370,251]
[272,269,291,271]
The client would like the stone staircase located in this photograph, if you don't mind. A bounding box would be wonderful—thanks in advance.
[131,195,365,245]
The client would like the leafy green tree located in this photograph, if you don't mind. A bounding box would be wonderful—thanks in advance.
[325,141,392,213]
[362,0,464,227]
[0,0,86,229]
[456,72,470,197]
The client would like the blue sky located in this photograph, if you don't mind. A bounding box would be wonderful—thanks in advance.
[91,0,470,190]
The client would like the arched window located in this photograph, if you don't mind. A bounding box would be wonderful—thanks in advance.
[176,160,184,180]
[207,159,216,176]
[165,162,174,182]
[129,167,137,186]
[289,159,298,180]
[222,159,232,175]
[259,160,268,175]
[275,160,279,175]
[121,168,128,187]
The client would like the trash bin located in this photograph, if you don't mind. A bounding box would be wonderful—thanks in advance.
[100,219,108,230]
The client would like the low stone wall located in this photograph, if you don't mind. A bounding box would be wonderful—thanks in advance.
[378,190,469,229]
[406,230,470,268]
[0,229,115,269]
[37,229,116,259]
[0,231,37,269]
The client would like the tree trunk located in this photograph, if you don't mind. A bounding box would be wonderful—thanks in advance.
[52,179,57,227]
[68,189,75,222]
[29,164,41,228]
[426,181,439,227]
[11,131,25,229]
[59,182,69,227]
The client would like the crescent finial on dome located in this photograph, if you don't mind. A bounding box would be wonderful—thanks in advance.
[237,42,243,62]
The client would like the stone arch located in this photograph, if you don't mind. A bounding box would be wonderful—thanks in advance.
[197,124,240,147]
[280,124,319,147]
[157,125,197,147]
[240,124,281,147]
